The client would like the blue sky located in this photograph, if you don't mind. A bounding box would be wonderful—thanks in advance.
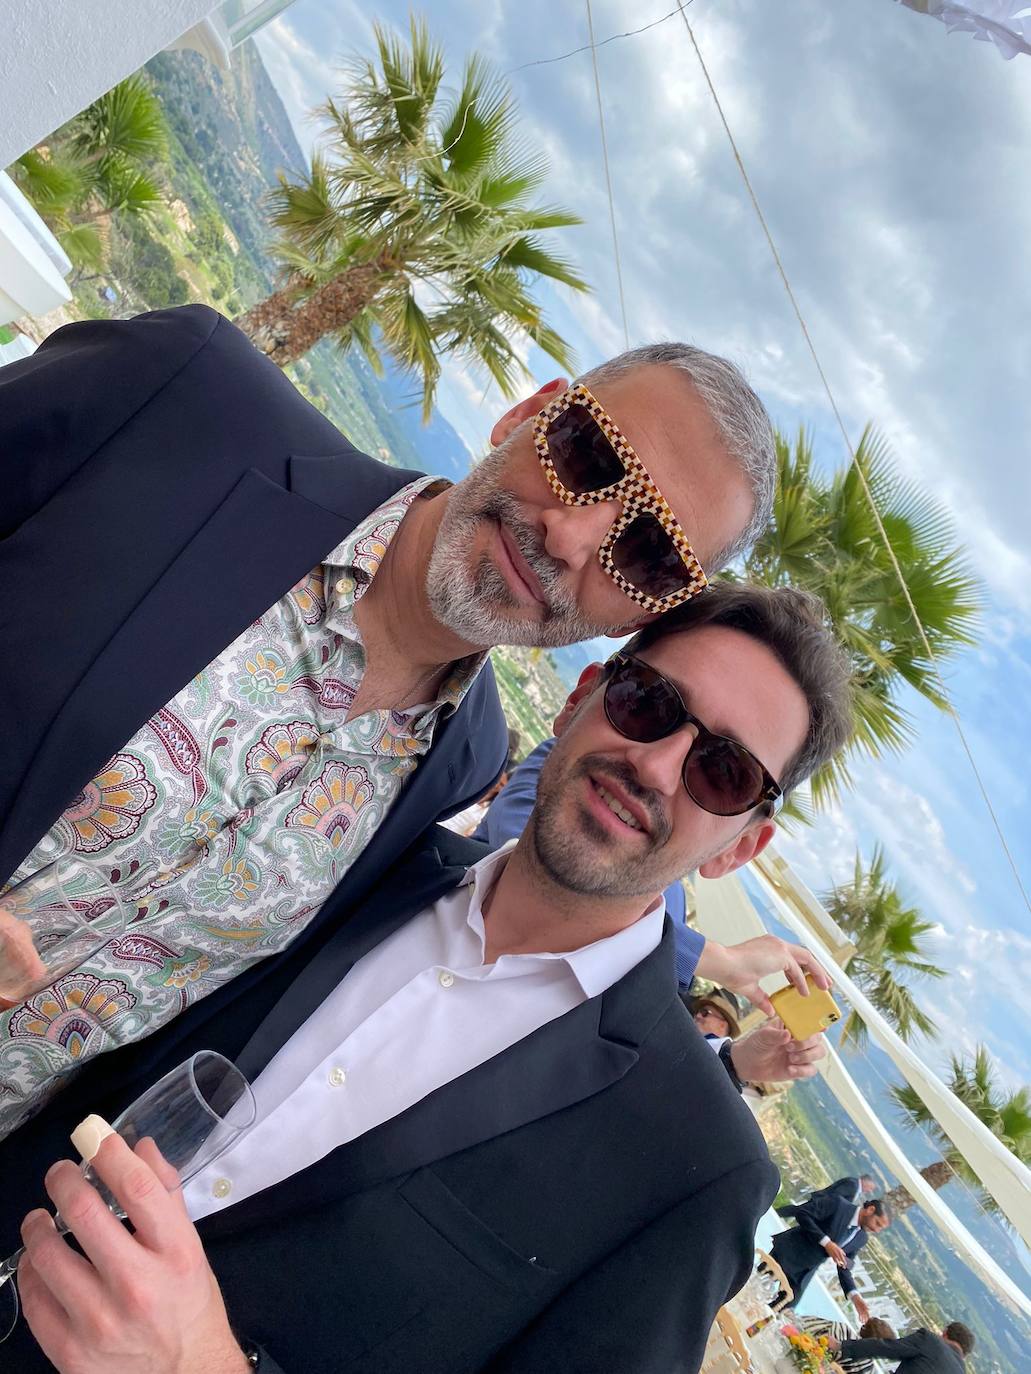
[254,0,1031,1095]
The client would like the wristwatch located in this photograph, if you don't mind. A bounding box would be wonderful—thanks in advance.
[717,1038,745,1094]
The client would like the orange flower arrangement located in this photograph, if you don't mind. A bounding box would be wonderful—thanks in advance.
[780,1324,835,1373]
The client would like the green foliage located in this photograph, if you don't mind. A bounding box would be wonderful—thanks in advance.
[110,215,188,308]
[824,847,946,1045]
[8,75,170,274]
[890,1046,1031,1216]
[257,15,588,413]
[741,426,981,806]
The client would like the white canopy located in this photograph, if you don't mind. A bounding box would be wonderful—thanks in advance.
[694,869,1031,1318]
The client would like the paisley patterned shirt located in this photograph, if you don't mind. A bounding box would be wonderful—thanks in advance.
[0,475,486,1140]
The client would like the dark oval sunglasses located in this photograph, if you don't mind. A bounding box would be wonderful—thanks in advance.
[602,653,783,818]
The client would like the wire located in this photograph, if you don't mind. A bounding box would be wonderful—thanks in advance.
[676,2,1031,921]
[506,4,693,75]
[585,0,631,351]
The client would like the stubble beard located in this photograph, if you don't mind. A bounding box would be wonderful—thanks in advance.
[425,440,629,649]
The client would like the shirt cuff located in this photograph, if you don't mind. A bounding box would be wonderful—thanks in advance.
[819,1235,831,1247]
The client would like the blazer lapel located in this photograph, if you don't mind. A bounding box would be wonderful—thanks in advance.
[202,923,677,1239]
[0,468,348,885]
[235,842,472,1080]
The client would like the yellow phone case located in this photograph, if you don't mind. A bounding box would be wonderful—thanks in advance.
[769,976,840,1040]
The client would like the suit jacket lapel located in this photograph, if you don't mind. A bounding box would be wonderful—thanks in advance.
[235,841,472,1079]
[201,921,676,1238]
[0,468,348,885]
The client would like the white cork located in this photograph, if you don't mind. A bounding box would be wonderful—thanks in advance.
[71,1114,116,1163]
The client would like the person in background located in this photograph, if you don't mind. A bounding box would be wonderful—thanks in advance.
[829,1322,975,1373]
[801,1315,896,1374]
[770,1195,892,1324]
[689,986,742,1039]
[779,1171,877,1218]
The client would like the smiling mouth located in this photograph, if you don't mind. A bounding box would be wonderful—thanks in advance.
[495,523,548,606]
[589,777,648,834]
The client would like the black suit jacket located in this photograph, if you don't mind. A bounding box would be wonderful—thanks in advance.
[0,303,506,915]
[810,1175,863,1206]
[770,1192,867,1301]
[840,1329,966,1374]
[0,828,779,1373]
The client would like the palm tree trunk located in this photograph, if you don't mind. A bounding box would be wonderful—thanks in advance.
[883,1158,955,1216]
[234,262,383,368]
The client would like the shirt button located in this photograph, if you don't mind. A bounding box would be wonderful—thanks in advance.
[335,576,352,596]
[212,1177,232,1199]
[328,1066,347,1087]
[438,970,455,989]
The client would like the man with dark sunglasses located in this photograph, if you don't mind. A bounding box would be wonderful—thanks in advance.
[2,580,852,1374]
[0,306,776,1137]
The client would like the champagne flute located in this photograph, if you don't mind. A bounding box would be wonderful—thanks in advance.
[0,1050,256,1342]
[0,858,130,1002]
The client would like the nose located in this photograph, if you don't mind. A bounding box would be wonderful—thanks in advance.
[539,499,622,573]
[621,722,699,801]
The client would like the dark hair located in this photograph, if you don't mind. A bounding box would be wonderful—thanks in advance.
[943,1322,975,1357]
[623,582,853,795]
[863,1198,890,1220]
[859,1318,895,1340]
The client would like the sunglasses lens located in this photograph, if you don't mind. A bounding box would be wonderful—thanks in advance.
[611,513,694,601]
[548,404,625,493]
[685,738,766,817]
[604,659,684,743]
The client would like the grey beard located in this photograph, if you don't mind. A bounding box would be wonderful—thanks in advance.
[425,444,626,649]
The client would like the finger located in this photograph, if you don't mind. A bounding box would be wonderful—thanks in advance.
[89,1133,183,1253]
[17,1252,76,1371]
[43,1156,138,1278]
[794,947,833,990]
[749,984,776,1017]
[783,954,808,997]
[134,1136,189,1220]
[20,1207,104,1314]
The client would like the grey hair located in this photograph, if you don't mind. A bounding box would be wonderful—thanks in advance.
[578,342,776,568]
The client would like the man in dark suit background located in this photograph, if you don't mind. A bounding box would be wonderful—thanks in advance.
[831,1321,975,1372]
[771,1193,891,1324]
[5,581,853,1374]
[778,1172,877,1218]
[0,305,777,1136]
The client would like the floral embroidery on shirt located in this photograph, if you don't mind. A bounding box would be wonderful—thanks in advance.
[0,474,485,1141]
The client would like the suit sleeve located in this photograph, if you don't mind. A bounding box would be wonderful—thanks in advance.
[0,304,220,537]
[839,1334,922,1361]
[792,1192,840,1240]
[486,1157,778,1374]
[836,1257,857,1297]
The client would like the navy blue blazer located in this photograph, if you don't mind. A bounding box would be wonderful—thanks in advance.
[0,304,507,912]
[770,1192,868,1300]
[840,1329,966,1374]
[0,827,779,1373]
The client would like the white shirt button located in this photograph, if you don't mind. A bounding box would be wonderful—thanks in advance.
[438,969,455,989]
[328,1066,347,1087]
[335,576,352,596]
[212,1177,232,1199]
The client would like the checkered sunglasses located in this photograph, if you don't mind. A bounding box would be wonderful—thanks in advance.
[532,382,708,613]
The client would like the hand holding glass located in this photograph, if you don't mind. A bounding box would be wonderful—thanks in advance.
[0,1050,256,1342]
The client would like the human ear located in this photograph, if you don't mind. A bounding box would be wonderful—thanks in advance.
[553,662,605,736]
[489,378,568,447]
[697,816,777,880]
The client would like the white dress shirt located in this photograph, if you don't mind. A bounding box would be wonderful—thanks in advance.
[185,841,664,1221]
[819,1203,861,1250]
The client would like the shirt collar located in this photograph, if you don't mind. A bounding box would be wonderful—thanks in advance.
[321,474,485,722]
[461,840,666,999]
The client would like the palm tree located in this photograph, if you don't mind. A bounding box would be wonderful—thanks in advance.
[234,17,587,417]
[742,427,981,807]
[9,75,168,271]
[885,1046,1031,1217]
[822,847,947,1046]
